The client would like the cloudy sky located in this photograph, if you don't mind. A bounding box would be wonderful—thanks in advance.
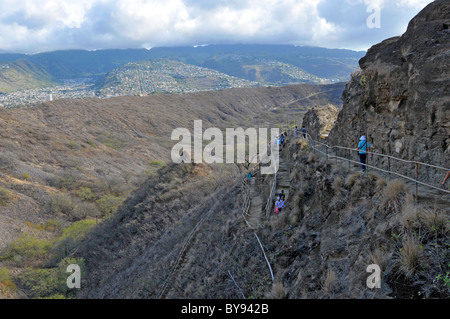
[0,0,434,54]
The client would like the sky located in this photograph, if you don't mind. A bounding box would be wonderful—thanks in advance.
[0,0,435,54]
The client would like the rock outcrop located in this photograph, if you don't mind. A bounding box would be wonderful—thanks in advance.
[327,0,450,184]
[302,104,339,140]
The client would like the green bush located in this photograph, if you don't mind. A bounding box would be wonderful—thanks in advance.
[96,194,125,217]
[77,187,95,201]
[0,268,17,297]
[18,257,85,299]
[0,234,52,263]
[150,160,166,167]
[58,220,97,243]
[86,139,96,147]
[0,185,12,206]
[67,141,78,149]
[51,220,96,261]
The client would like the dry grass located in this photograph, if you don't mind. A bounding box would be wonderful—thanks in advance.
[307,153,316,163]
[344,172,361,188]
[369,248,391,271]
[375,177,387,192]
[419,208,448,238]
[397,235,422,277]
[383,180,405,202]
[265,281,287,299]
[398,194,420,231]
[322,268,337,294]
[332,176,344,194]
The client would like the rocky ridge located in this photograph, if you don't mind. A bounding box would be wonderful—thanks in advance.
[327,0,450,185]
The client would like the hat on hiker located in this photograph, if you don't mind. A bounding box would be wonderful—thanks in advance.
[360,135,366,141]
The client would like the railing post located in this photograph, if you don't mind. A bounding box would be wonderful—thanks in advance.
[348,149,351,171]
[415,163,419,201]
[388,156,391,179]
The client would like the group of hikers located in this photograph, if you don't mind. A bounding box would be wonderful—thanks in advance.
[277,131,288,150]
[295,126,307,138]
[256,126,448,217]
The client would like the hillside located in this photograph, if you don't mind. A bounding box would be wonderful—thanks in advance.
[0,83,343,252]
[69,1,448,300]
[97,59,259,95]
[0,59,56,93]
[73,136,449,299]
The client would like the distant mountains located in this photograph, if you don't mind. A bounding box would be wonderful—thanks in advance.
[0,44,365,94]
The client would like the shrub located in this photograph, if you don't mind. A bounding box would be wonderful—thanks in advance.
[18,257,85,299]
[86,139,96,147]
[51,173,79,191]
[0,185,12,206]
[67,141,78,149]
[48,193,74,215]
[77,187,95,201]
[58,220,97,243]
[0,234,52,264]
[51,220,97,261]
[0,152,17,170]
[96,194,125,217]
[0,268,17,297]
[150,160,166,167]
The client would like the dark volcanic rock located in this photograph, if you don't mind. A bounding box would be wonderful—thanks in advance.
[327,0,450,183]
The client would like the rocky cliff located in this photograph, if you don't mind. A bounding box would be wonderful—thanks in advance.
[302,104,339,140]
[327,0,450,184]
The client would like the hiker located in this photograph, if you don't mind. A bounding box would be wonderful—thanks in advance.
[442,171,450,186]
[301,126,307,138]
[279,190,285,201]
[295,126,298,136]
[278,197,285,212]
[357,135,371,172]
[275,197,285,214]
[247,171,252,183]
[275,198,281,214]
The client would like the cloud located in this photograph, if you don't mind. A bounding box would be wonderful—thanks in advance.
[0,0,434,53]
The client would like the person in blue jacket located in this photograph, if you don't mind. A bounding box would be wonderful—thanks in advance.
[357,135,371,172]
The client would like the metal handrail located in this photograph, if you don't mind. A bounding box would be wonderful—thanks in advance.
[264,143,278,219]
[309,135,449,172]
[303,133,450,195]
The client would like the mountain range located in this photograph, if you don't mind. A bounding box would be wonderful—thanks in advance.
[0,44,365,94]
